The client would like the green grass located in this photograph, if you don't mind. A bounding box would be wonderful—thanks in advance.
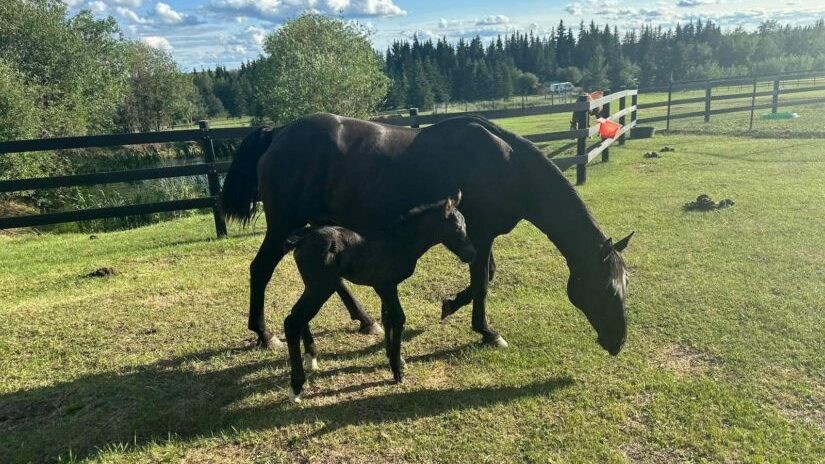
[2,133,825,462]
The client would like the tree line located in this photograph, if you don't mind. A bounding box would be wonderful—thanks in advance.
[380,19,825,109]
[196,19,825,116]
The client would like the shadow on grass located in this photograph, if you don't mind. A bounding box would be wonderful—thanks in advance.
[0,344,572,462]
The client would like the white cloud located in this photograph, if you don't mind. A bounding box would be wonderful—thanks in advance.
[677,0,718,7]
[154,2,185,24]
[476,15,510,26]
[141,36,172,50]
[439,18,466,28]
[208,0,406,21]
[566,3,583,15]
[87,0,107,13]
[109,0,143,7]
[246,25,267,46]
[116,7,151,24]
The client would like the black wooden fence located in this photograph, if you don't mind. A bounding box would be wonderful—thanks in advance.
[0,90,638,235]
[0,122,255,235]
[637,70,825,130]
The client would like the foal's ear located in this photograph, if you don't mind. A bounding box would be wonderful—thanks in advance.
[455,189,463,206]
[444,198,454,218]
[614,232,634,252]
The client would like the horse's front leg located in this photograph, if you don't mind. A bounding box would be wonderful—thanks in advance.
[441,251,496,320]
[469,239,508,348]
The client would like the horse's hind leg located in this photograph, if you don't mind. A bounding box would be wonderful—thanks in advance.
[337,283,382,335]
[249,222,298,349]
[441,251,496,320]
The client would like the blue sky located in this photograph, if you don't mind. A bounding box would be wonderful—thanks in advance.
[66,0,825,70]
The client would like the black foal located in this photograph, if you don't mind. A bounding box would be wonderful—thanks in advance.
[282,193,476,402]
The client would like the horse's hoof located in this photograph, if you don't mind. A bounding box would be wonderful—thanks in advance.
[359,321,384,336]
[304,354,319,371]
[258,334,285,350]
[393,373,404,384]
[482,335,509,349]
[440,300,453,320]
[288,389,302,403]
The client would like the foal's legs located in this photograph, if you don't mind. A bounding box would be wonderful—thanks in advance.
[376,286,406,383]
[441,251,497,320]
[284,283,336,401]
[301,324,319,371]
[336,283,383,335]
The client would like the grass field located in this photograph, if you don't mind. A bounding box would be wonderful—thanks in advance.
[1,129,824,462]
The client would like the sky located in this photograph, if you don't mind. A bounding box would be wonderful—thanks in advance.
[65,0,825,70]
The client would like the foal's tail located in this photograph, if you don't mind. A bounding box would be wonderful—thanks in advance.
[282,226,314,253]
[219,125,280,225]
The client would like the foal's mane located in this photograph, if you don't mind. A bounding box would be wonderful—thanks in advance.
[391,199,449,230]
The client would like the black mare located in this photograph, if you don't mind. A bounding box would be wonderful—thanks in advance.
[281,195,475,401]
[221,113,633,355]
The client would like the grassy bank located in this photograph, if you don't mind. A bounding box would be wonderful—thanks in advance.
[1,133,823,462]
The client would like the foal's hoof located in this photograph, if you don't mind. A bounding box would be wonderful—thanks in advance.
[359,321,384,336]
[304,354,319,371]
[257,334,285,350]
[393,372,404,384]
[482,335,509,349]
[288,389,302,403]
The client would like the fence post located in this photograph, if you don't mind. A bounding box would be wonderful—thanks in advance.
[749,78,758,132]
[772,79,780,113]
[631,89,638,130]
[704,84,712,123]
[618,87,627,146]
[666,78,673,131]
[575,95,589,185]
[409,107,419,128]
[602,89,611,162]
[199,120,227,238]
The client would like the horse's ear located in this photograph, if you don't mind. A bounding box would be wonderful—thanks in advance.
[455,190,462,206]
[601,238,613,261]
[614,232,634,252]
[444,198,454,218]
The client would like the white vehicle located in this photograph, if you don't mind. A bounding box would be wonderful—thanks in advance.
[548,82,575,93]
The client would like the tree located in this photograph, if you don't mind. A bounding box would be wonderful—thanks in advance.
[0,59,39,142]
[0,0,129,136]
[514,71,539,106]
[406,61,434,109]
[257,13,389,124]
[116,43,196,132]
[557,66,583,85]
[582,44,610,90]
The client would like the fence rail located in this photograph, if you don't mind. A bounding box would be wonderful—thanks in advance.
[637,71,825,130]
[0,121,250,235]
[1,90,639,232]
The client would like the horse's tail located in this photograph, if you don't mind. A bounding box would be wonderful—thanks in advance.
[220,126,279,225]
[282,226,314,253]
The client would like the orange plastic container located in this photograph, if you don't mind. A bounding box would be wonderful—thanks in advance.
[597,118,622,139]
